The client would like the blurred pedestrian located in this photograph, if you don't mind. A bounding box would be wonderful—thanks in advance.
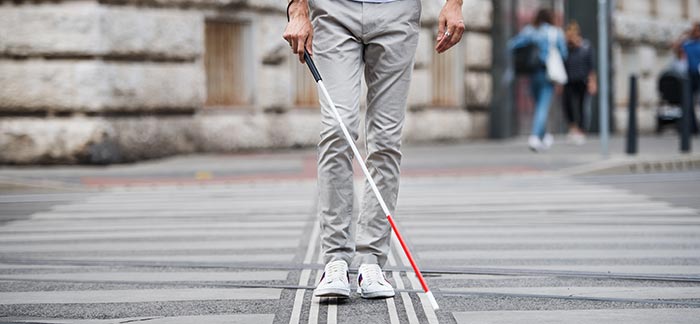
[677,22,700,134]
[283,0,464,300]
[562,21,596,145]
[510,8,568,152]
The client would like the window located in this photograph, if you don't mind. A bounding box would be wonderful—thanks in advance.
[431,47,461,107]
[204,21,250,107]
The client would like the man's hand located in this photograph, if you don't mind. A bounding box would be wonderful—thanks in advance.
[435,0,465,54]
[283,0,313,64]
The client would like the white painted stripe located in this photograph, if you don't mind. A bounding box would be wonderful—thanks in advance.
[399,210,700,219]
[388,255,419,324]
[419,249,700,260]
[327,297,337,324]
[29,210,310,219]
[0,229,301,242]
[0,314,275,324]
[33,254,295,263]
[0,271,288,282]
[397,194,654,205]
[410,236,700,245]
[443,287,700,299]
[289,222,320,324]
[402,226,700,236]
[453,308,700,324]
[386,297,400,324]
[392,236,439,324]
[307,254,324,324]
[0,264,78,270]
[434,274,542,281]
[0,221,305,233]
[399,210,700,223]
[395,202,676,213]
[0,239,299,252]
[0,288,281,305]
[51,201,313,212]
[472,265,700,275]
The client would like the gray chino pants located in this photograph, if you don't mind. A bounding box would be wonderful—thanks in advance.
[310,0,421,267]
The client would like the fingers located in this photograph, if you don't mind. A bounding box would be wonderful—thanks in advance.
[435,25,454,53]
[295,35,306,63]
[306,33,313,56]
[448,21,465,48]
[436,21,465,54]
[436,15,447,43]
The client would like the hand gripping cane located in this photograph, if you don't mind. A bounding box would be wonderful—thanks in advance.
[300,51,439,310]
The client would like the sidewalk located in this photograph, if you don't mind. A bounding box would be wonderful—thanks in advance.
[0,135,698,192]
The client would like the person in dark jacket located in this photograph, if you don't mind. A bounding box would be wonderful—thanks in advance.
[562,21,596,145]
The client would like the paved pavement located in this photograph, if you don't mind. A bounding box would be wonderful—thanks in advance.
[1,135,699,323]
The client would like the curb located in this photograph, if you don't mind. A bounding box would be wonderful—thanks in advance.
[557,154,700,176]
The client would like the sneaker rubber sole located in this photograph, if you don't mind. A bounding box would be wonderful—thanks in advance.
[313,287,350,298]
[356,287,395,299]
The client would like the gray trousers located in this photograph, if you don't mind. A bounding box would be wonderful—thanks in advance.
[310,0,421,267]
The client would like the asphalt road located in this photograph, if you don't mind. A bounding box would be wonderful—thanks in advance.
[1,137,700,323]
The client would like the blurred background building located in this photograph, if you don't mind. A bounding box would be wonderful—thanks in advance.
[0,0,698,164]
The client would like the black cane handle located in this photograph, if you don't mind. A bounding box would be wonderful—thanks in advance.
[303,50,322,82]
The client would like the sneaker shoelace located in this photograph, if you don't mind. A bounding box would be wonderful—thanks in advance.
[325,262,346,282]
[361,265,385,286]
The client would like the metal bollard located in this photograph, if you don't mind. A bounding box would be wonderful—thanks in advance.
[626,75,638,155]
[681,76,692,153]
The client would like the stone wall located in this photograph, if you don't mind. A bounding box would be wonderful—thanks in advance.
[0,0,493,164]
[612,0,700,133]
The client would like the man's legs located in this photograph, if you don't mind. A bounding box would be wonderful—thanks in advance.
[354,0,421,268]
[310,0,364,268]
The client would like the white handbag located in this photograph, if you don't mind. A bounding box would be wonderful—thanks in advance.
[546,28,568,85]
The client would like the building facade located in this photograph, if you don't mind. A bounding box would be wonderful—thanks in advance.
[1,0,698,164]
[0,0,493,164]
[612,0,700,133]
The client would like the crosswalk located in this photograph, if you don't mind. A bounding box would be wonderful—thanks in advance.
[396,175,700,323]
[1,173,699,323]
[0,182,316,323]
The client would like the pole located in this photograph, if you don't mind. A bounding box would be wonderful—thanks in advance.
[681,75,692,153]
[597,0,610,158]
[626,75,638,155]
[301,51,439,310]
[489,0,515,139]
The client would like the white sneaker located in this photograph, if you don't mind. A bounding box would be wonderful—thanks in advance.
[314,260,350,298]
[357,264,395,299]
[566,132,586,145]
[542,133,554,149]
[528,135,545,153]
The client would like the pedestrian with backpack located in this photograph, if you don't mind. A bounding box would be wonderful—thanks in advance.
[510,8,568,152]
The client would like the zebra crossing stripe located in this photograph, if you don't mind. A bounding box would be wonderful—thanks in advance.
[0,288,281,305]
[289,222,320,324]
[387,253,419,324]
[0,314,275,324]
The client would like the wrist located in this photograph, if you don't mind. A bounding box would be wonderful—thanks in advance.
[288,0,310,19]
[445,0,463,6]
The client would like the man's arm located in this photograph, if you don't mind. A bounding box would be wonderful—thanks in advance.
[435,0,465,54]
[283,0,314,63]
